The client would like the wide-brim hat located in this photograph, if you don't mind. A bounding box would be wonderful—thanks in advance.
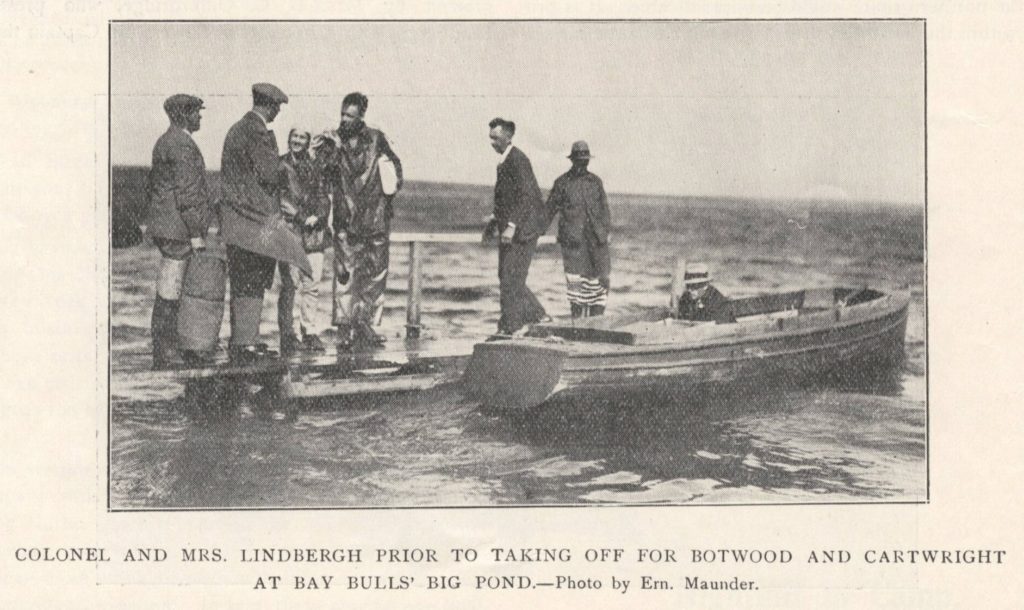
[567,140,593,159]
[683,263,712,285]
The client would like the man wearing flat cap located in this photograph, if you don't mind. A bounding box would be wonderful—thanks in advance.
[545,141,612,318]
[143,93,213,369]
[219,82,311,363]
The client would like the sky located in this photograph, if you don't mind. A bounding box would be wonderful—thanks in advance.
[111,21,924,204]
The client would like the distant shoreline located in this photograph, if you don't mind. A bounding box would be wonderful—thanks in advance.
[110,164,923,213]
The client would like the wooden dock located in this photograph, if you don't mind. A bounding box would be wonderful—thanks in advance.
[110,232,552,405]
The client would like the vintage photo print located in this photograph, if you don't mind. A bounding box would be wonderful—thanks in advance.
[108,20,925,510]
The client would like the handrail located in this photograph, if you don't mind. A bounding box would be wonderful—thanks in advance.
[387,232,557,337]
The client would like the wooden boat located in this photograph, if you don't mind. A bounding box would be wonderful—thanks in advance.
[461,286,910,410]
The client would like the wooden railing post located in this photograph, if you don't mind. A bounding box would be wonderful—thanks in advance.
[406,240,423,338]
[669,257,687,313]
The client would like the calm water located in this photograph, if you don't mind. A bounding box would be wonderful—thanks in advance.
[110,185,925,508]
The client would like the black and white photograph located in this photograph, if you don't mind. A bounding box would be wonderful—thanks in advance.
[108,20,926,509]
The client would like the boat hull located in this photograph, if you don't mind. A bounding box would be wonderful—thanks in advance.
[461,288,910,410]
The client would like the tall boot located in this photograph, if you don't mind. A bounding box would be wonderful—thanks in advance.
[229,295,266,362]
[570,302,586,319]
[151,296,180,370]
[589,305,606,317]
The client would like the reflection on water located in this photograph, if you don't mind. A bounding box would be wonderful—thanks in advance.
[111,361,925,508]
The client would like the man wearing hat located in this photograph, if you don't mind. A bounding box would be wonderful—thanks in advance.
[545,141,612,318]
[676,263,734,323]
[143,93,213,369]
[219,82,311,363]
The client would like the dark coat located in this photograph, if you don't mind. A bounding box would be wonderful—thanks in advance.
[144,126,211,240]
[280,150,330,225]
[494,147,547,243]
[219,111,311,275]
[319,126,403,237]
[546,168,610,246]
[677,285,734,323]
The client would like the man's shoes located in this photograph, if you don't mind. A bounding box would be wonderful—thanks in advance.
[335,325,354,352]
[510,325,530,338]
[229,345,278,365]
[181,350,216,369]
[302,334,326,352]
[280,334,302,355]
[353,324,387,347]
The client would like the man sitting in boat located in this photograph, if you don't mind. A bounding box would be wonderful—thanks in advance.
[676,263,735,323]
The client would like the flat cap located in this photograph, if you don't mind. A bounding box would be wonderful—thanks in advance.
[252,82,288,104]
[163,93,204,114]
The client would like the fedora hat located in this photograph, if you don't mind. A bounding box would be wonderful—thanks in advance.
[683,263,712,285]
[567,140,593,159]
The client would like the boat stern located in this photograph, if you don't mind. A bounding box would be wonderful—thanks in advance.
[460,340,566,410]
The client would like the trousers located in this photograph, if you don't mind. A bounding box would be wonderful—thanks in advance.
[332,231,389,329]
[498,237,546,333]
[150,237,191,367]
[561,237,611,307]
[278,252,324,339]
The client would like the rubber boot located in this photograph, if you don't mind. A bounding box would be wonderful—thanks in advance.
[589,305,606,317]
[570,303,586,319]
[230,295,264,352]
[151,296,180,370]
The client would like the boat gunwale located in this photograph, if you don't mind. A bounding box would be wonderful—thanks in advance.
[559,308,908,374]
[479,289,911,360]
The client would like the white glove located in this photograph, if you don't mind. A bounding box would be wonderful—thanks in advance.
[500,223,516,245]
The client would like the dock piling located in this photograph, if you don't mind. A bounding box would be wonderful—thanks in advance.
[406,240,423,338]
[669,257,687,312]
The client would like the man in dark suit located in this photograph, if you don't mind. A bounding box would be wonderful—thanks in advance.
[220,82,310,363]
[143,93,213,369]
[546,141,612,318]
[487,117,548,335]
[676,264,734,323]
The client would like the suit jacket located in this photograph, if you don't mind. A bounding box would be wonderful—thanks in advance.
[494,146,547,243]
[546,168,610,247]
[219,111,311,275]
[144,126,211,240]
[677,285,734,323]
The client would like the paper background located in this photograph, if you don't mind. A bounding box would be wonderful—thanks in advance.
[1,1,1021,607]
